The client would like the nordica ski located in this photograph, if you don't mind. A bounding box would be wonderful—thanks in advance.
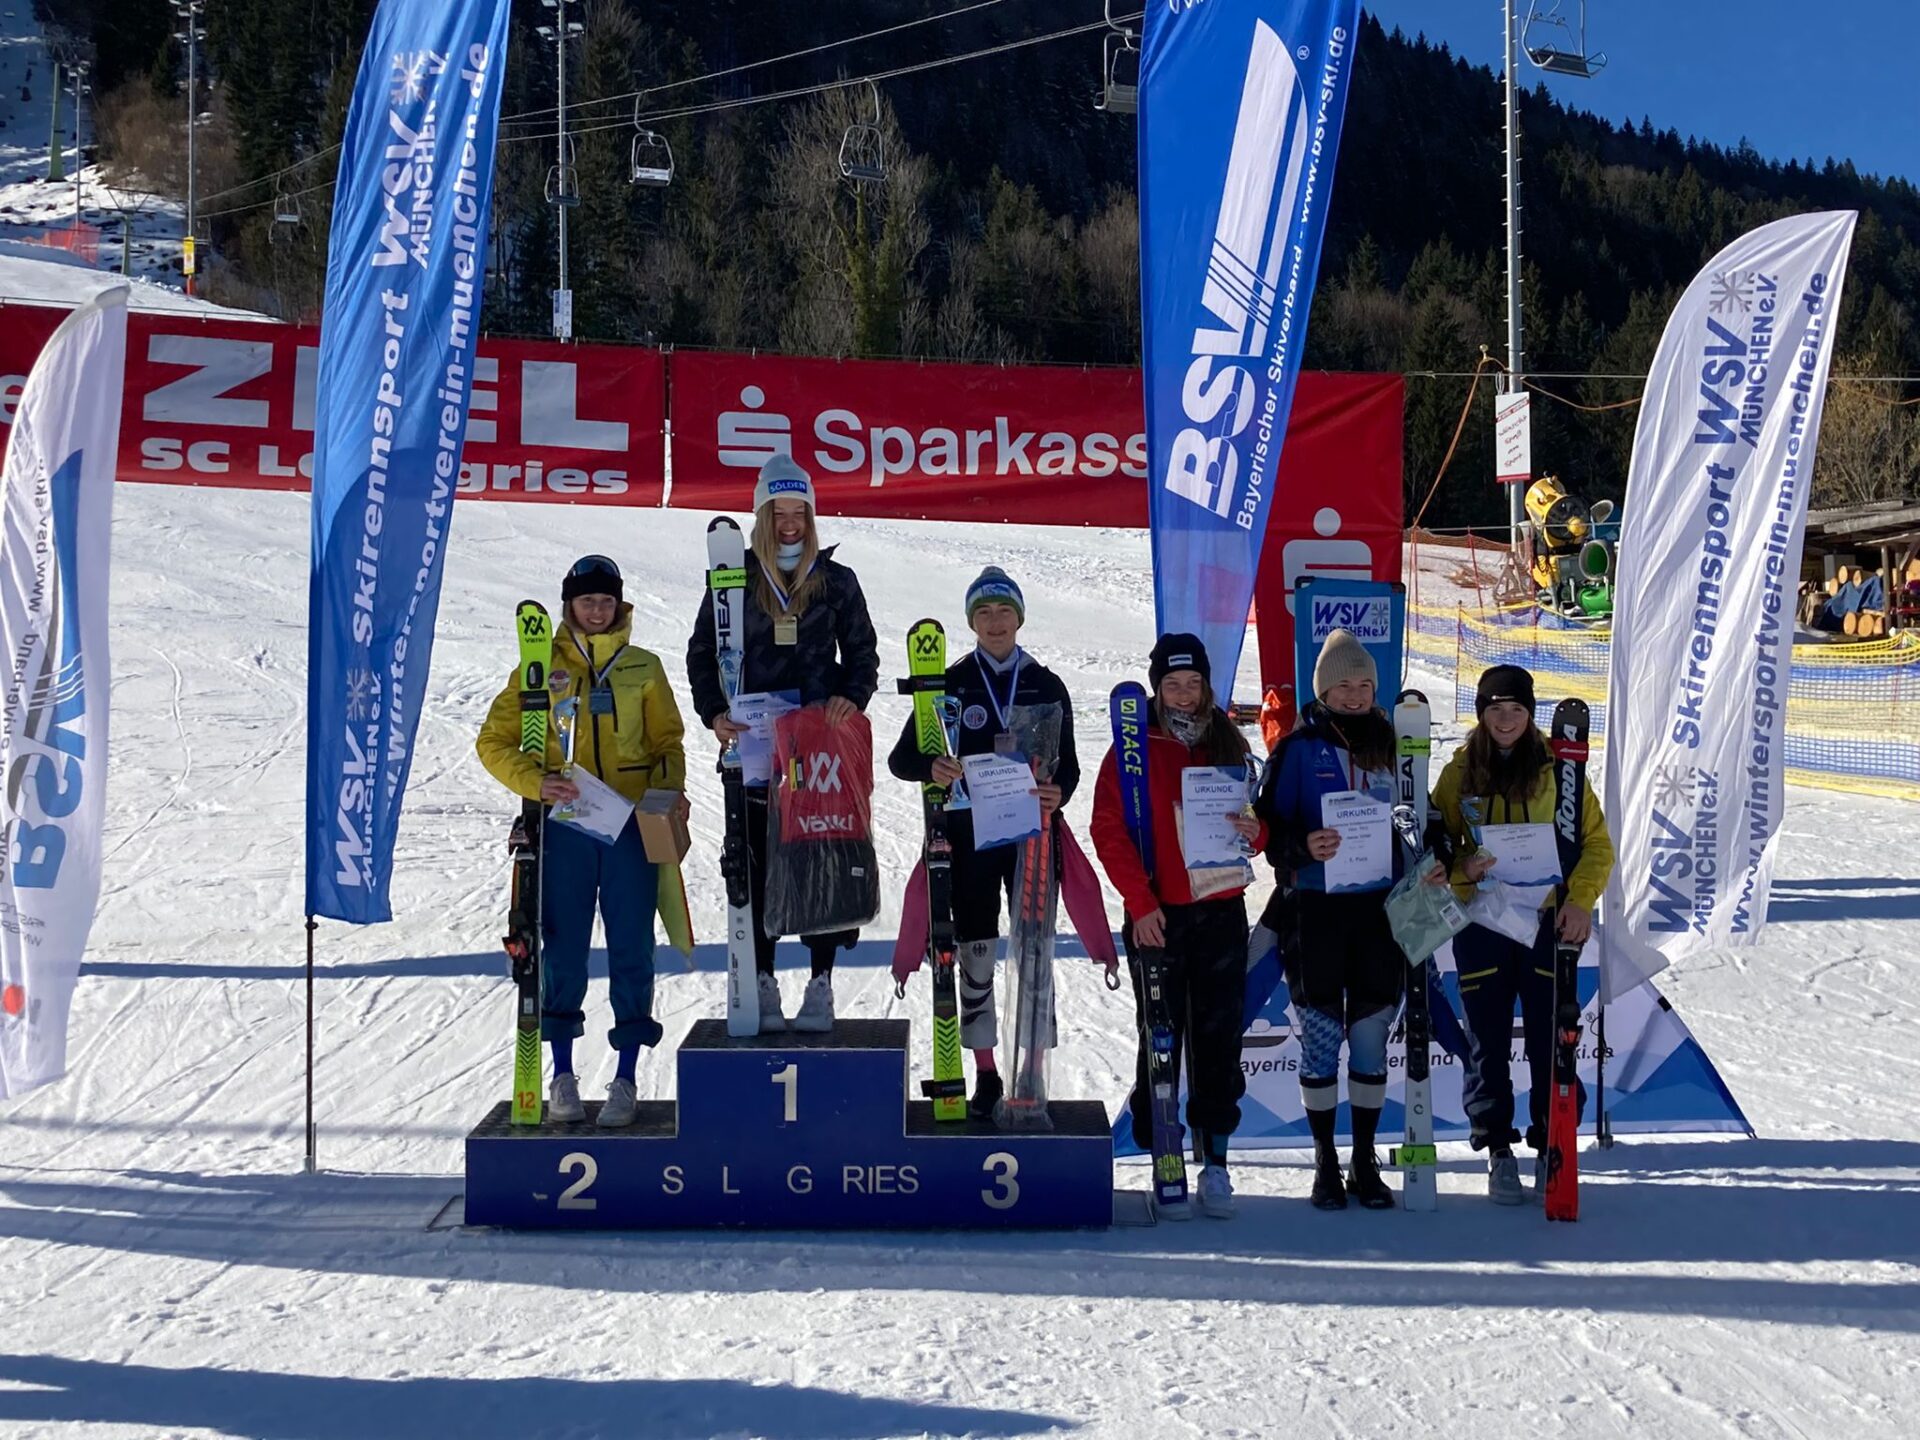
[708,517,758,1038]
[505,600,553,1126]
[1110,681,1188,1217]
[898,619,966,1121]
[1545,697,1591,1221]
[1388,689,1438,1212]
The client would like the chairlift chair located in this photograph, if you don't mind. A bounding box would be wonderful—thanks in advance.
[1521,0,1607,78]
[838,82,886,185]
[1096,29,1139,114]
[1095,0,1138,114]
[630,128,673,187]
[544,164,581,208]
[273,191,301,226]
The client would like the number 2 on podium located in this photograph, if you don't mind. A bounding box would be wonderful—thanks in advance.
[771,1062,798,1122]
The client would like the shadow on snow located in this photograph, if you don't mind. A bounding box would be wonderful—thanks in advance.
[0,1354,1068,1440]
[2,1138,1918,1332]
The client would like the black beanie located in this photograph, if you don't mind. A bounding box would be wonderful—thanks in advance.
[561,554,623,606]
[1148,633,1211,693]
[1475,663,1536,717]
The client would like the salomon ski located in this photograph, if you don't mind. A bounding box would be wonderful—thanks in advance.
[1110,681,1188,1215]
[1544,697,1591,1221]
[505,600,553,1126]
[899,618,966,1121]
[1388,689,1438,1212]
[708,517,758,1038]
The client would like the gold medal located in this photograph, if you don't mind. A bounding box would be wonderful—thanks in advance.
[774,614,799,646]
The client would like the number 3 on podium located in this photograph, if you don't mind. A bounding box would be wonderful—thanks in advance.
[981,1152,1019,1210]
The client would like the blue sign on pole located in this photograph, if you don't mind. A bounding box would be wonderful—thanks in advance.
[304,0,513,922]
[1139,0,1361,699]
[1291,576,1406,706]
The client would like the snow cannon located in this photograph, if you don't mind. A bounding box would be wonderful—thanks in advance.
[1525,476,1615,621]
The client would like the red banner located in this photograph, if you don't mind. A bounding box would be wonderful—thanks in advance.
[1,303,1401,700]
[669,351,1154,520]
[0,305,666,504]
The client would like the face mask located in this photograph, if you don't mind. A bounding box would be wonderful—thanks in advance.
[1165,708,1209,748]
[777,540,804,567]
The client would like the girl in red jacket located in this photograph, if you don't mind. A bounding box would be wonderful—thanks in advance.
[1091,635,1264,1219]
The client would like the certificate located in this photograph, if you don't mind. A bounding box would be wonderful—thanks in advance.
[1180,766,1250,869]
[551,765,635,846]
[1320,790,1392,892]
[1476,822,1562,910]
[960,753,1043,850]
[728,689,800,786]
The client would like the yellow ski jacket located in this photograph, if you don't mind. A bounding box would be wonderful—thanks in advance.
[1430,745,1615,912]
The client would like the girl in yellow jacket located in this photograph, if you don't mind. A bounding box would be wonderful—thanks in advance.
[1431,664,1614,1205]
[476,556,690,1128]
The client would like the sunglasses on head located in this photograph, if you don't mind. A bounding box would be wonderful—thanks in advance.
[569,554,620,579]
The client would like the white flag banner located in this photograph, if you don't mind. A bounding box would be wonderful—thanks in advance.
[1600,212,1856,1003]
[0,286,128,1100]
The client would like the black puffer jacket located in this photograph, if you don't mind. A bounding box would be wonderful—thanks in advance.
[686,545,880,725]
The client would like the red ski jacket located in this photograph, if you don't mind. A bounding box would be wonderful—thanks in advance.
[1090,724,1267,918]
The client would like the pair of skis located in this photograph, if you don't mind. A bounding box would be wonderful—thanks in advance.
[706,519,760,1037]
[504,600,554,1126]
[898,619,967,1122]
[1108,681,1188,1216]
[1544,697,1591,1222]
[1388,690,1439,1212]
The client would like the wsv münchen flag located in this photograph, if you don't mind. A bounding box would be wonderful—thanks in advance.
[305,0,512,923]
[1601,212,1856,1003]
[0,285,128,1100]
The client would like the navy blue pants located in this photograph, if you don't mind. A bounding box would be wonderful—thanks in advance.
[540,815,663,1052]
[1455,914,1585,1151]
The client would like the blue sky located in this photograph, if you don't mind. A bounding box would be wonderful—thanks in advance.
[1361,2,1916,185]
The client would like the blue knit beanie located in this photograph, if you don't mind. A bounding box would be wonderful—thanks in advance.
[965,566,1025,623]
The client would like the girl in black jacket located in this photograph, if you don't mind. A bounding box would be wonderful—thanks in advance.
[686,457,880,1032]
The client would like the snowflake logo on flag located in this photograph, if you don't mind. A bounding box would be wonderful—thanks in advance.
[1710,270,1755,315]
[345,668,376,722]
[389,50,444,106]
[1654,763,1697,810]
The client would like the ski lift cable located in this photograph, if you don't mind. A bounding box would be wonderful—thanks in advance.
[501,0,1015,130]
[197,0,1031,207]
[197,14,1139,221]
[583,16,1137,137]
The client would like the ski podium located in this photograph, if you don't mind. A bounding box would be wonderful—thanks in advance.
[463,1018,1114,1229]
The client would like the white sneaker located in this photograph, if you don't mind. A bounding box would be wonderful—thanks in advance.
[548,1073,584,1123]
[791,974,835,1033]
[1197,1164,1237,1219]
[757,974,788,1033]
[1488,1153,1526,1206]
[597,1077,638,1128]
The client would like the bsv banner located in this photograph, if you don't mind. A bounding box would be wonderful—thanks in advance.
[1140,0,1361,698]
[0,286,127,1099]
[305,0,513,922]
[1600,212,1856,1001]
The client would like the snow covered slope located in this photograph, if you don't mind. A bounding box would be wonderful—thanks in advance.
[0,477,1915,1439]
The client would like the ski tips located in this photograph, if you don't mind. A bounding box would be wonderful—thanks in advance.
[706,515,742,532]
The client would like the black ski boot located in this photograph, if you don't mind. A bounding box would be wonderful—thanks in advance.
[1307,1105,1347,1210]
[1348,1103,1396,1210]
[968,1069,1004,1120]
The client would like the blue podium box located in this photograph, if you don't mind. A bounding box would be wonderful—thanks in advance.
[464,1019,1113,1229]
